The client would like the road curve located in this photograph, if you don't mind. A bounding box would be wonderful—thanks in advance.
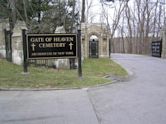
[88,54,166,124]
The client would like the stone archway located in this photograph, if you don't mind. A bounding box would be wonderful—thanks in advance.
[81,23,110,58]
[89,35,99,58]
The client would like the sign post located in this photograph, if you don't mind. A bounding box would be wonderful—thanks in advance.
[22,29,28,73]
[77,28,82,78]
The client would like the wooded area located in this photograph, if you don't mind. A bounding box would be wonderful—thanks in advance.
[88,0,165,54]
[0,0,79,33]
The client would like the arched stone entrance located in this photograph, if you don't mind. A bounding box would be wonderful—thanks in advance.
[81,23,110,58]
[89,35,99,58]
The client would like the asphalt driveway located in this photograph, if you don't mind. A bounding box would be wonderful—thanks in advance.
[0,54,166,124]
[89,54,166,124]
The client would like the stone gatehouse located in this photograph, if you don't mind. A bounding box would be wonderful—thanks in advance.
[81,23,110,58]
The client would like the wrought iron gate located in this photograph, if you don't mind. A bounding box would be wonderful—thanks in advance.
[151,40,162,57]
[89,39,99,58]
[4,29,12,62]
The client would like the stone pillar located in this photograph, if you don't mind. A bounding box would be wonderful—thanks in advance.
[161,27,166,58]
[12,21,26,65]
[0,20,8,58]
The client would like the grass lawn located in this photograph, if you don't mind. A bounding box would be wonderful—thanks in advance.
[0,58,127,88]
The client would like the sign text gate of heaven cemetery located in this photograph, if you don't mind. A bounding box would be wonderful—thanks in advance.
[27,34,77,59]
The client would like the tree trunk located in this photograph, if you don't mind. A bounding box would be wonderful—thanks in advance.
[81,0,85,22]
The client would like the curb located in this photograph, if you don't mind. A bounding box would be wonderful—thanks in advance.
[0,87,81,91]
[0,73,133,92]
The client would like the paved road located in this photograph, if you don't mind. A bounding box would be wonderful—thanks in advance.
[0,90,99,124]
[0,54,166,124]
[89,54,166,124]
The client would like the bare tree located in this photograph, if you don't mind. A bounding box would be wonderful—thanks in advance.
[124,1,133,53]
[85,0,93,23]
[81,0,85,22]
[100,1,126,52]
[101,0,165,54]
[8,0,17,32]
[23,0,29,27]
[101,1,125,37]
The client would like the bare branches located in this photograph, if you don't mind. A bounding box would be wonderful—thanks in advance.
[85,0,93,23]
[100,0,166,54]
[81,0,85,22]
[100,0,126,39]
[100,0,114,6]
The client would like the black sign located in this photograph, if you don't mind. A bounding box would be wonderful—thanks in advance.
[151,40,162,57]
[27,34,77,59]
